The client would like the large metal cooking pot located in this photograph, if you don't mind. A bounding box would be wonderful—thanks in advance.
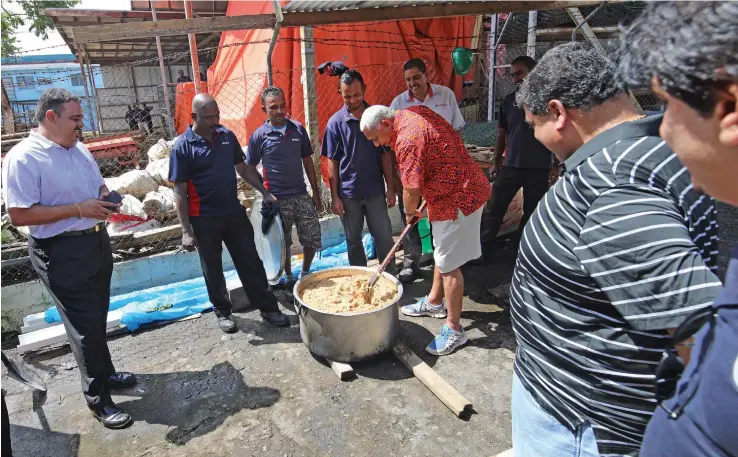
[293,266,403,362]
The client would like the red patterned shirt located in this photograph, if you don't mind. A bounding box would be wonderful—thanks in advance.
[392,106,491,222]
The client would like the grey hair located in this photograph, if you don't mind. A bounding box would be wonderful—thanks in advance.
[616,1,738,114]
[261,86,284,105]
[515,42,622,115]
[359,105,395,131]
[35,88,81,123]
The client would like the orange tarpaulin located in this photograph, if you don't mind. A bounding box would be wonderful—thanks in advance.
[175,1,474,182]
[174,82,209,134]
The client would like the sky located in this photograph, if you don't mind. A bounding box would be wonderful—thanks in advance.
[6,0,132,56]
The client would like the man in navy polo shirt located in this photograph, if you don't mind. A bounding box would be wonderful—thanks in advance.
[618,2,738,456]
[246,86,322,283]
[321,69,396,270]
[169,93,289,333]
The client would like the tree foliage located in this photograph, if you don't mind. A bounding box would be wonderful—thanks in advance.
[1,0,80,58]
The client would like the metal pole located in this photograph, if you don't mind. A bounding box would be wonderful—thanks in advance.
[527,11,538,59]
[487,14,498,121]
[184,0,201,93]
[152,2,175,136]
[300,26,321,206]
[75,44,96,135]
[83,49,104,135]
[572,1,607,42]
[266,0,284,86]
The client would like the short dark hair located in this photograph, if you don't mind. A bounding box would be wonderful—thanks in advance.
[510,55,536,71]
[516,42,622,115]
[403,58,426,73]
[261,86,284,105]
[617,1,738,114]
[338,69,365,90]
[35,88,81,123]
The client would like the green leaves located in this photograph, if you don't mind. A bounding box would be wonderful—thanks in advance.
[1,0,80,58]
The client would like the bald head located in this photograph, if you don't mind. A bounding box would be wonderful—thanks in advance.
[192,93,217,114]
[191,93,220,133]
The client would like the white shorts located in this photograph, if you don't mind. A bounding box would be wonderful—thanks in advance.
[430,206,484,273]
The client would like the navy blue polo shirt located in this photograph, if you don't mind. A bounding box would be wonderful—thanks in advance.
[320,104,386,199]
[168,125,245,216]
[640,245,738,457]
[246,119,313,199]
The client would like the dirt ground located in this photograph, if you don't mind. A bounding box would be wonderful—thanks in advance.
[3,202,736,457]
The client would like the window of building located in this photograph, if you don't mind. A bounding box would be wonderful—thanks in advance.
[15,75,35,88]
[70,74,83,87]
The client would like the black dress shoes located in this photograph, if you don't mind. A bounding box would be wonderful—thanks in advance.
[108,372,137,389]
[261,311,290,327]
[89,404,133,429]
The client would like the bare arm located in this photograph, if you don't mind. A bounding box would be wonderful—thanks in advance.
[8,198,117,227]
[302,156,321,209]
[402,187,422,217]
[380,152,396,208]
[494,128,507,170]
[173,182,197,251]
[173,182,192,235]
[235,162,274,201]
[8,204,80,227]
[326,159,344,216]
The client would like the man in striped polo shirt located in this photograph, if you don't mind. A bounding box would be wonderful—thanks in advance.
[617,2,738,456]
[509,42,723,457]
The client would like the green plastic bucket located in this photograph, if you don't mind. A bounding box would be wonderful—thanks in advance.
[418,218,433,254]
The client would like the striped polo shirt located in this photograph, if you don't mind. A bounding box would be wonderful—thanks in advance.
[511,115,723,456]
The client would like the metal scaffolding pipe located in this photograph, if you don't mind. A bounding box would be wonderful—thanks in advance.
[83,48,104,134]
[75,44,96,134]
[267,0,284,86]
[184,0,202,93]
[152,2,175,136]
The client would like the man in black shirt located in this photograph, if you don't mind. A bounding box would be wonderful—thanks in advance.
[479,56,556,259]
[176,70,192,83]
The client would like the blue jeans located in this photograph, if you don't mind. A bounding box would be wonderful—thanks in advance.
[512,373,603,457]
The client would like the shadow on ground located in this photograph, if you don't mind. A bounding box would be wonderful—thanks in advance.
[115,361,279,445]
[9,424,80,457]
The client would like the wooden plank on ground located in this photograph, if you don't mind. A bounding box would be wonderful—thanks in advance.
[392,340,473,418]
[18,310,124,353]
[330,360,355,381]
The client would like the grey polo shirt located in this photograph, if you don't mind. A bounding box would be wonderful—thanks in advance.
[2,131,104,239]
[511,115,722,456]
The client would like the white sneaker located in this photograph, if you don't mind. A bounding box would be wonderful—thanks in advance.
[401,296,447,318]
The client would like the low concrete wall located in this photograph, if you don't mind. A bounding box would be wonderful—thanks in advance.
[1,211,404,334]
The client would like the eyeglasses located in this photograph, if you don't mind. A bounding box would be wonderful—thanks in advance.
[654,306,715,419]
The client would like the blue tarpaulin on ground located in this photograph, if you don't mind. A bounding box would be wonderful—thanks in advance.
[43,233,376,331]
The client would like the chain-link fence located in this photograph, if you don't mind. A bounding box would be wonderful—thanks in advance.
[2,3,659,285]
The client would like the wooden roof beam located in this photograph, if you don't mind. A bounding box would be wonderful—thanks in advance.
[70,0,601,43]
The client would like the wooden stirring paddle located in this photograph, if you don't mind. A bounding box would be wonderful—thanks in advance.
[367,200,427,289]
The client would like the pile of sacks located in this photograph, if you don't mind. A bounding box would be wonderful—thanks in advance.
[105,137,179,235]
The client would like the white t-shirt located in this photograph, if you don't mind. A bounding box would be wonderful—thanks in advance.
[389,83,465,130]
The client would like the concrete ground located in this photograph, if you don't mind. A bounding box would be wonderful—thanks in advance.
[3,202,736,457]
[2,245,520,457]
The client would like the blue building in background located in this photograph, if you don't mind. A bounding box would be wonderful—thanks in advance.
[1,54,104,131]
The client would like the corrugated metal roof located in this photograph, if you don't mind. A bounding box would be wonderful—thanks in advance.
[282,1,475,14]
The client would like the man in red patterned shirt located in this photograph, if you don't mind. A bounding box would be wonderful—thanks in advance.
[361,105,491,355]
